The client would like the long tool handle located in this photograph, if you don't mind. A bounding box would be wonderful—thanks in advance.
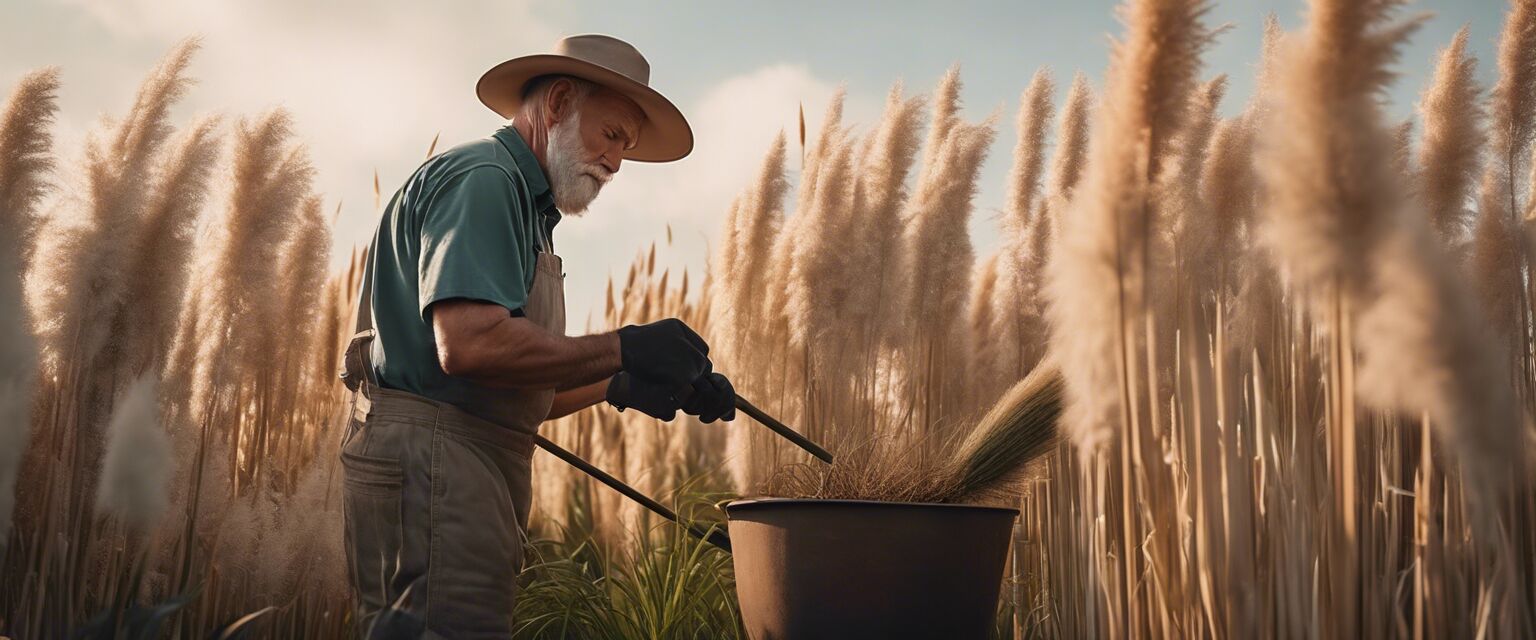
[533,434,732,553]
[734,396,835,464]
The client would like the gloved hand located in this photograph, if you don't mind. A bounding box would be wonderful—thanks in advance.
[680,371,736,423]
[605,372,682,421]
[615,318,711,389]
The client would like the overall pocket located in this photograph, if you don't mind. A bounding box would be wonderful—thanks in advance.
[340,448,404,612]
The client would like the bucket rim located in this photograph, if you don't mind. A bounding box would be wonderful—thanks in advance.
[722,497,1019,517]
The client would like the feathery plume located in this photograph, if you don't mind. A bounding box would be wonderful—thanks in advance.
[1200,114,1257,292]
[786,134,859,352]
[274,195,332,425]
[189,109,314,423]
[1046,0,1214,450]
[914,66,964,191]
[0,67,60,264]
[723,132,789,355]
[893,70,991,343]
[1471,0,1536,353]
[720,134,789,491]
[969,253,1003,394]
[213,111,315,352]
[996,72,1058,383]
[279,195,332,341]
[1416,28,1484,246]
[116,115,222,377]
[1044,73,1094,205]
[96,375,172,529]
[32,40,199,373]
[1166,75,1228,302]
[1490,0,1536,215]
[0,68,55,547]
[708,198,744,347]
[851,82,927,347]
[1175,76,1228,187]
[1256,0,1423,314]
[765,91,845,339]
[896,77,996,362]
[896,98,997,428]
[1357,205,1522,496]
[791,88,847,227]
[1472,173,1526,346]
[1005,70,1056,233]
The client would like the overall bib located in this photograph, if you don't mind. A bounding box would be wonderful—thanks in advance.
[339,237,565,638]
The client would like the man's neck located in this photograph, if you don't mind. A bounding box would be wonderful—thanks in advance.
[510,117,549,174]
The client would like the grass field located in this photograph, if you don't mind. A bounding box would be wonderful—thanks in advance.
[4,0,1536,637]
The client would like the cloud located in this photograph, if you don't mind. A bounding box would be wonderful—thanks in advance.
[43,0,562,255]
[23,2,872,331]
[553,63,870,327]
[584,63,857,226]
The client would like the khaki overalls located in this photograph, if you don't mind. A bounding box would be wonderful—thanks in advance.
[339,232,565,638]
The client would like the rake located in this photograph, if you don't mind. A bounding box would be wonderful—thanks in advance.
[535,394,832,552]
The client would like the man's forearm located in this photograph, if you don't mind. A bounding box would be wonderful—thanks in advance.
[488,328,620,390]
[437,308,622,390]
[546,378,612,420]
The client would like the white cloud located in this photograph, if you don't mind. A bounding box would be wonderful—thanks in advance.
[24,1,876,331]
[554,64,876,327]
[586,63,877,226]
[43,0,563,258]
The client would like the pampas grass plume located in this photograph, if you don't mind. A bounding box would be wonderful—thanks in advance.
[1416,28,1484,245]
[96,375,172,529]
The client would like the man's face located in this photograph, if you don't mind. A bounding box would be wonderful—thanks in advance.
[546,89,645,214]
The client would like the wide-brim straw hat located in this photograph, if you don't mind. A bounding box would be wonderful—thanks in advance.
[477,34,693,163]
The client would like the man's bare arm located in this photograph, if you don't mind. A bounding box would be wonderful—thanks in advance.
[431,298,621,390]
[546,378,612,420]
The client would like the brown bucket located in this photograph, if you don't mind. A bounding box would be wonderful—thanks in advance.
[724,498,1018,639]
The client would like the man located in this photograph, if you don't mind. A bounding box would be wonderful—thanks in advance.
[337,34,736,638]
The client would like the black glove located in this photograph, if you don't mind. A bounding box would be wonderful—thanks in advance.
[681,371,736,424]
[605,372,682,421]
[615,319,711,389]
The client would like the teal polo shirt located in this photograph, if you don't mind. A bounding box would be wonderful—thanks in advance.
[366,124,562,403]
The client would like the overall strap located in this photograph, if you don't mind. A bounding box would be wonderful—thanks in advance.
[339,221,382,398]
[353,244,377,335]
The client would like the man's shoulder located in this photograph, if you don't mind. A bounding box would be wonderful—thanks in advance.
[427,136,517,179]
[409,136,528,201]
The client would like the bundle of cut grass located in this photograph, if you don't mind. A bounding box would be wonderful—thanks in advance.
[760,362,1062,505]
[937,361,1063,502]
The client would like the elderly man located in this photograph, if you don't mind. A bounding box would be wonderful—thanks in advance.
[338,34,735,637]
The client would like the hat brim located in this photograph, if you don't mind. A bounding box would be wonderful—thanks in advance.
[477,54,693,163]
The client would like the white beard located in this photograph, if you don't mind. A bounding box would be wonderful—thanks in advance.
[545,113,612,214]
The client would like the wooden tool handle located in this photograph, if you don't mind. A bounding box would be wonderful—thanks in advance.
[672,383,834,464]
[534,434,731,552]
[733,396,835,464]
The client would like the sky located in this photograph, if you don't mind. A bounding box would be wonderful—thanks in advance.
[0,0,1515,331]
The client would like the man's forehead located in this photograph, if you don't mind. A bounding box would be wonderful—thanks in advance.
[586,90,645,128]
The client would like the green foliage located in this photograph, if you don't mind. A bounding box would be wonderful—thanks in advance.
[514,510,741,639]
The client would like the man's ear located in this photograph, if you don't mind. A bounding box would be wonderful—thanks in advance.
[544,79,573,127]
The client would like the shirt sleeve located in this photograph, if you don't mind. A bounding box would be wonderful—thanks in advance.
[417,165,533,321]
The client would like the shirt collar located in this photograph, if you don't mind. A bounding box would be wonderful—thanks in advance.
[492,124,560,223]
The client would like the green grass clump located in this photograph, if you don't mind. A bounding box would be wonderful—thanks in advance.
[514,495,741,640]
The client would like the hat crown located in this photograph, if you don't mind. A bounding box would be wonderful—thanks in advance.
[554,34,650,86]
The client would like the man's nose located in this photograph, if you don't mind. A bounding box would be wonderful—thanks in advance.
[601,153,621,175]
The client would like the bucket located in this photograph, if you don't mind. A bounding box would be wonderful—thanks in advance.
[724,498,1018,639]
